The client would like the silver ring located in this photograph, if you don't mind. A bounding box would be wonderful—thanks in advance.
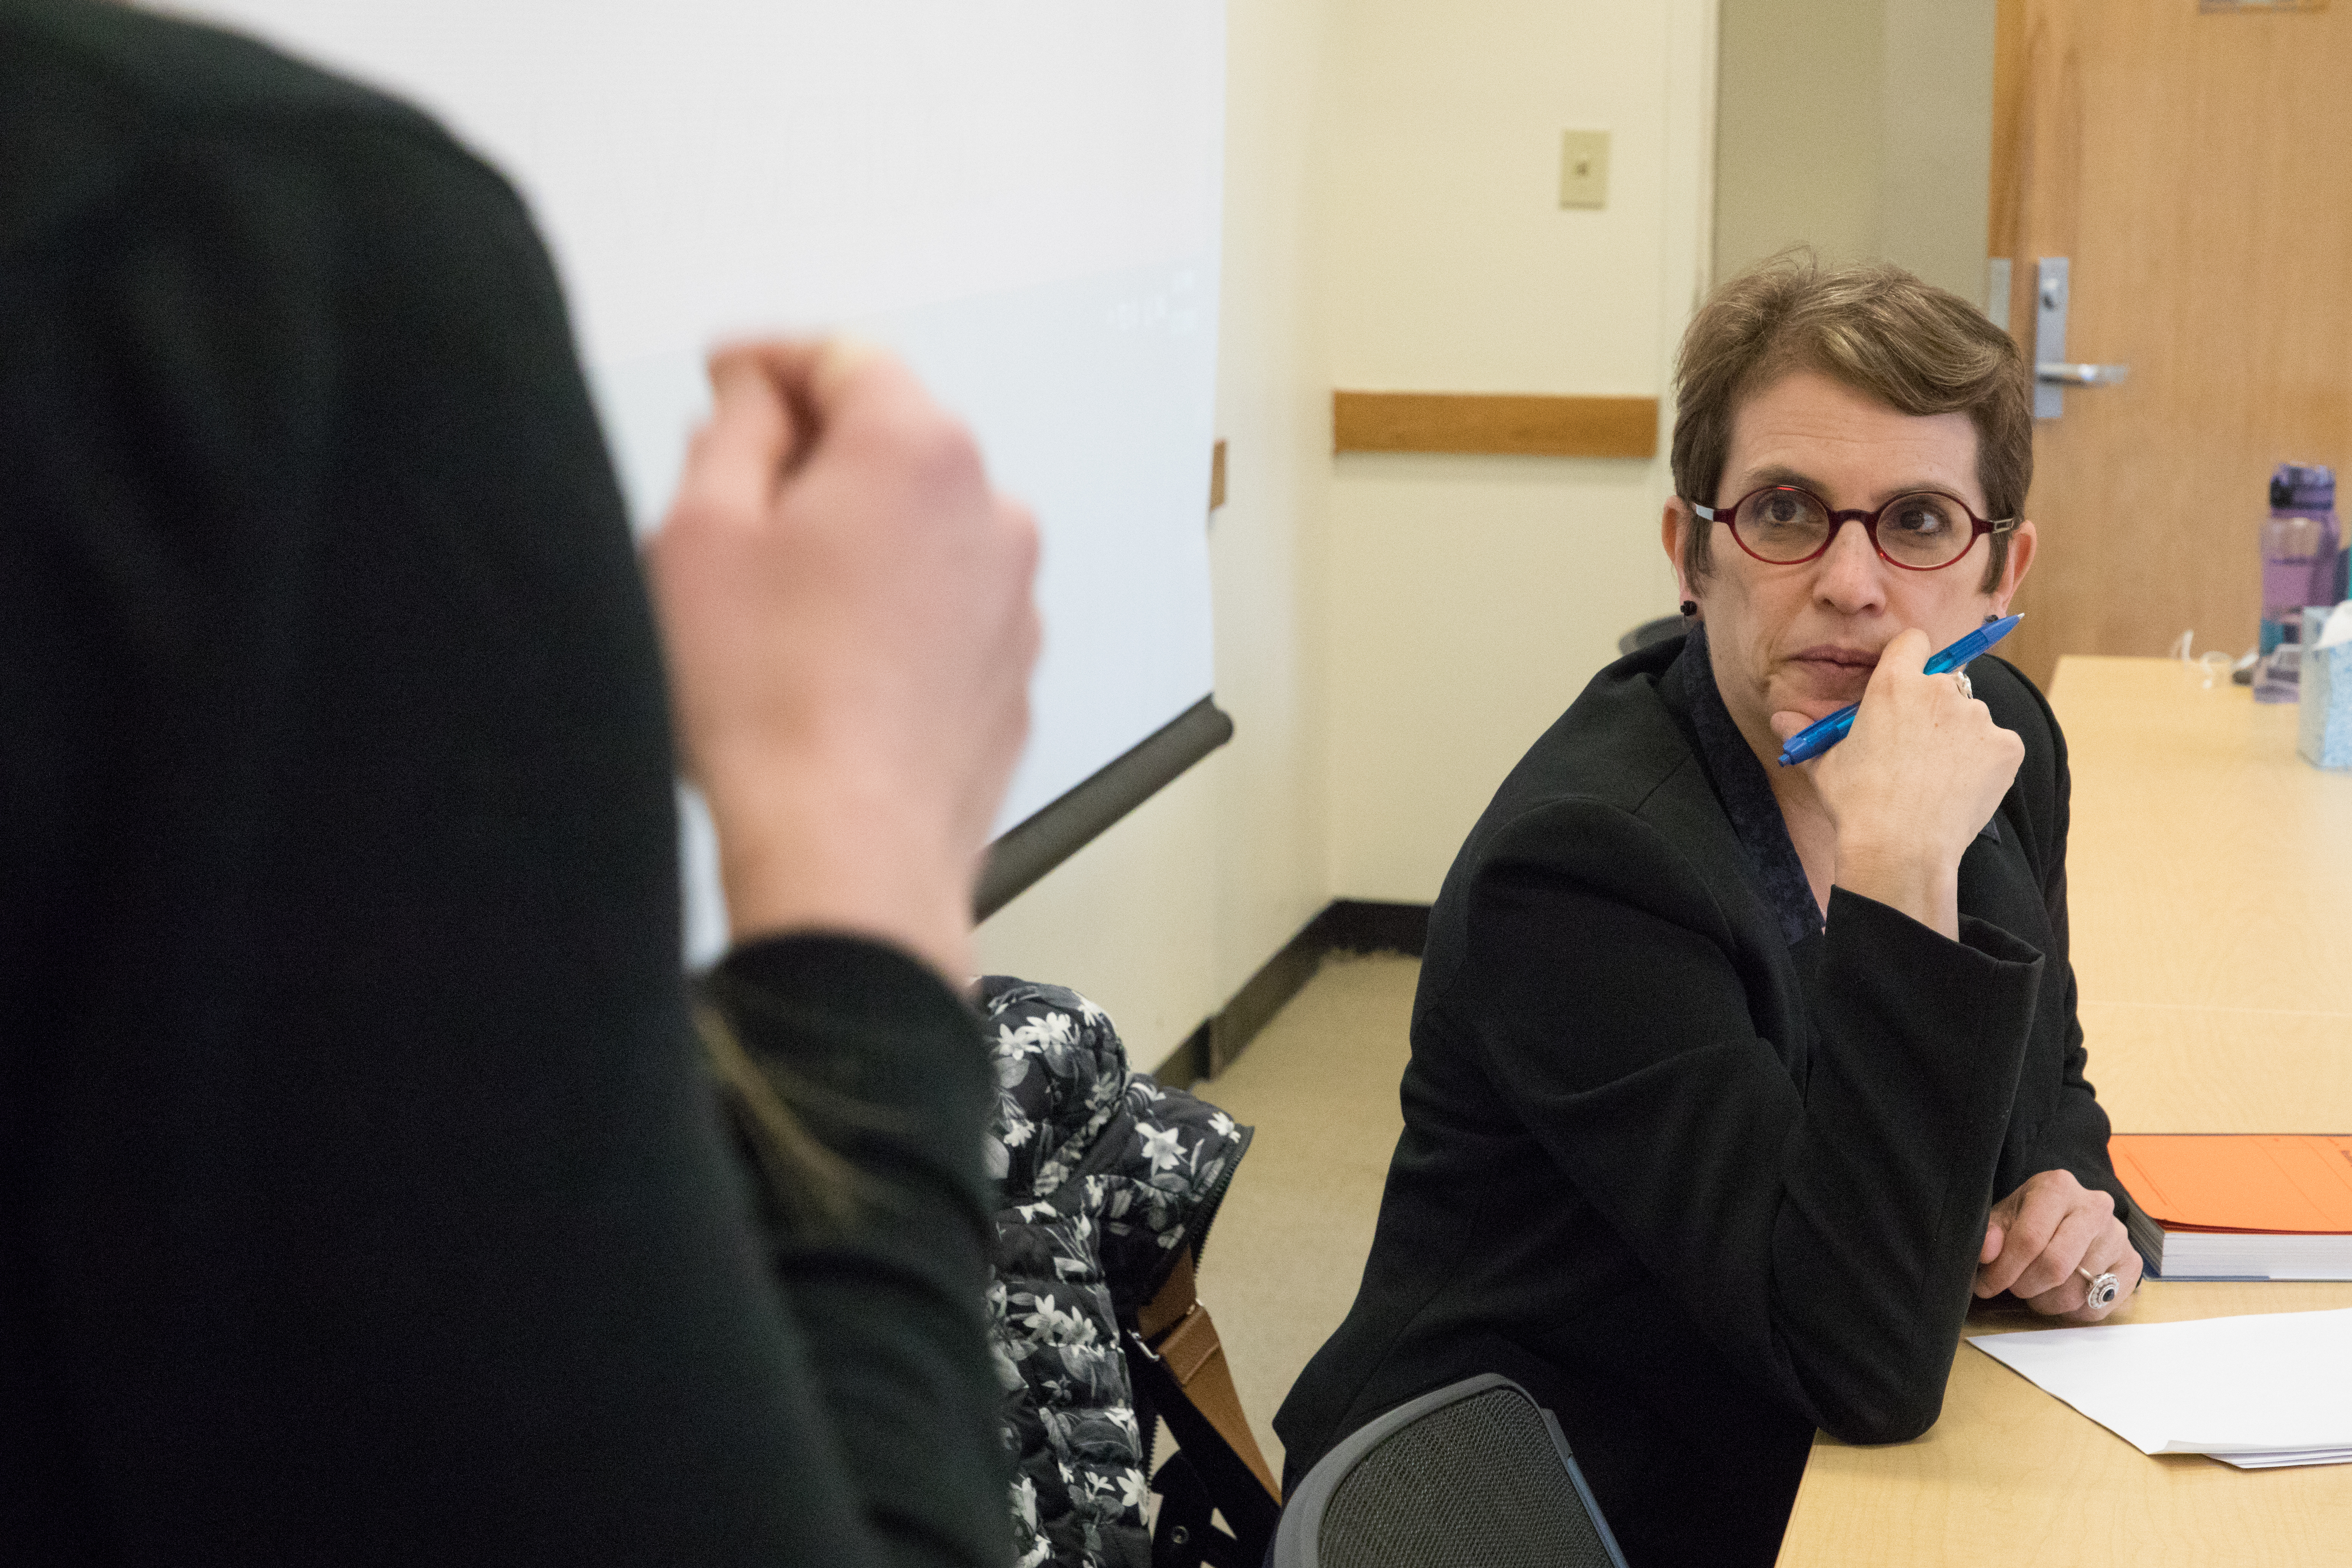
[1952,670,1974,700]
[2077,1266,2119,1309]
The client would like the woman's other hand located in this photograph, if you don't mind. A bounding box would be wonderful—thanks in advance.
[1772,627,2023,939]
[645,339,1042,983]
[1975,1169,2142,1322]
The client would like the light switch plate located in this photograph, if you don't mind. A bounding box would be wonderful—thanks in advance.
[1559,130,1609,209]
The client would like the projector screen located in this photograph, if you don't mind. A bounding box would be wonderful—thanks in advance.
[166,0,1227,959]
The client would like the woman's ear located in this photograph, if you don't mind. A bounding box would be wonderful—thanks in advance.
[1992,519,2038,614]
[1661,499,1699,611]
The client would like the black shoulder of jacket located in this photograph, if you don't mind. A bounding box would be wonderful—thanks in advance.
[1419,635,1736,1000]
[0,0,494,260]
[1455,634,1698,862]
[1968,652,2068,877]
[1968,652,2056,752]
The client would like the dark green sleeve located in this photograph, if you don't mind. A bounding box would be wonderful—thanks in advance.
[712,938,1012,1568]
[1,22,1004,1564]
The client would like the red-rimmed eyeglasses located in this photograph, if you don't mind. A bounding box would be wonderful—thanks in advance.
[1689,485,2017,571]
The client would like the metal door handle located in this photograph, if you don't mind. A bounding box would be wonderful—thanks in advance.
[2030,258,2128,418]
[2035,361,2129,387]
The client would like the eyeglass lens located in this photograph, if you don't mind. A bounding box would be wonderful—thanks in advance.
[1732,488,1972,568]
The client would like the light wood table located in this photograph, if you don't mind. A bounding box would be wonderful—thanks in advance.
[1777,657,2352,1566]
[2057,657,2352,1020]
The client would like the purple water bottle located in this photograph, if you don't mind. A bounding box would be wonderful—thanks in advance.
[2254,463,2342,704]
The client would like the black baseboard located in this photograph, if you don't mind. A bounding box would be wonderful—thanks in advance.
[1152,899,1431,1089]
[1315,898,1433,958]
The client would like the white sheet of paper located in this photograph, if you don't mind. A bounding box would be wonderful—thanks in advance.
[1968,1307,2352,1460]
[2213,1446,2352,1470]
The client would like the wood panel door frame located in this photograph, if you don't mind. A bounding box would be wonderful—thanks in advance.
[1985,0,2352,688]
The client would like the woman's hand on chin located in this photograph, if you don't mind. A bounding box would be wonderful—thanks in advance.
[1771,627,2025,941]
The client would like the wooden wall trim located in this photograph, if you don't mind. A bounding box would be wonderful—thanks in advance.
[1332,391,1658,458]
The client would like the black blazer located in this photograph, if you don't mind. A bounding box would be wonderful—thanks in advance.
[2,6,1004,1561]
[1274,635,2132,1568]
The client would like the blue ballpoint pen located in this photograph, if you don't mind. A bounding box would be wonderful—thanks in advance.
[1775,614,2023,766]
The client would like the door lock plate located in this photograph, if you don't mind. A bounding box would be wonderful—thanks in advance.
[2035,258,2070,420]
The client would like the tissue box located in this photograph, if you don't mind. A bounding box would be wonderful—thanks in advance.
[2299,603,2352,770]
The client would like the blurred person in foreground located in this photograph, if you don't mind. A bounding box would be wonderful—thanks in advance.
[1275,257,2149,1568]
[1,2,1036,1563]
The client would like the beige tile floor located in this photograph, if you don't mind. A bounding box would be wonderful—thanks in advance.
[1184,952,1420,1476]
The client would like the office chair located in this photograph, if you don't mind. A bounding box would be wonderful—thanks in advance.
[1269,1375,1627,1568]
[1616,615,1686,657]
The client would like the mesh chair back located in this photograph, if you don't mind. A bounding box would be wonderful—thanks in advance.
[1272,1375,1626,1568]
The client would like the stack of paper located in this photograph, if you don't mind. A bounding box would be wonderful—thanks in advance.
[1970,1308,2352,1468]
[2109,1134,2352,1280]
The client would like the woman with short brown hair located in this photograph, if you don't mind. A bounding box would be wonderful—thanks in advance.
[1276,257,2145,1568]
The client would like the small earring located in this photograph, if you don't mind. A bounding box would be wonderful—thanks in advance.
[1680,600,1699,617]
[1984,611,1999,624]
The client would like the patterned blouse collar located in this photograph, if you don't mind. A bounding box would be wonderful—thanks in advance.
[1669,622,1823,947]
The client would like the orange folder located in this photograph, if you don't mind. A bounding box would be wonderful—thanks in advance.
[2109,1135,2352,1234]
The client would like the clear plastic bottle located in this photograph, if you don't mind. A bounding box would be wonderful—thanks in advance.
[2254,464,2342,703]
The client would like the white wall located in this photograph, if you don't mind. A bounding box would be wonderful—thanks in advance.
[973,0,1341,1064]
[1877,0,1997,299]
[979,0,1724,1050]
[1714,0,1885,276]
[1323,0,1716,902]
[1714,0,1996,303]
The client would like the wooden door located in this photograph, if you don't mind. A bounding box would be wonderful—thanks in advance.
[1989,0,2352,688]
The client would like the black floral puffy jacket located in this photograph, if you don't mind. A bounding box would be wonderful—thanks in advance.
[977,978,1251,1568]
